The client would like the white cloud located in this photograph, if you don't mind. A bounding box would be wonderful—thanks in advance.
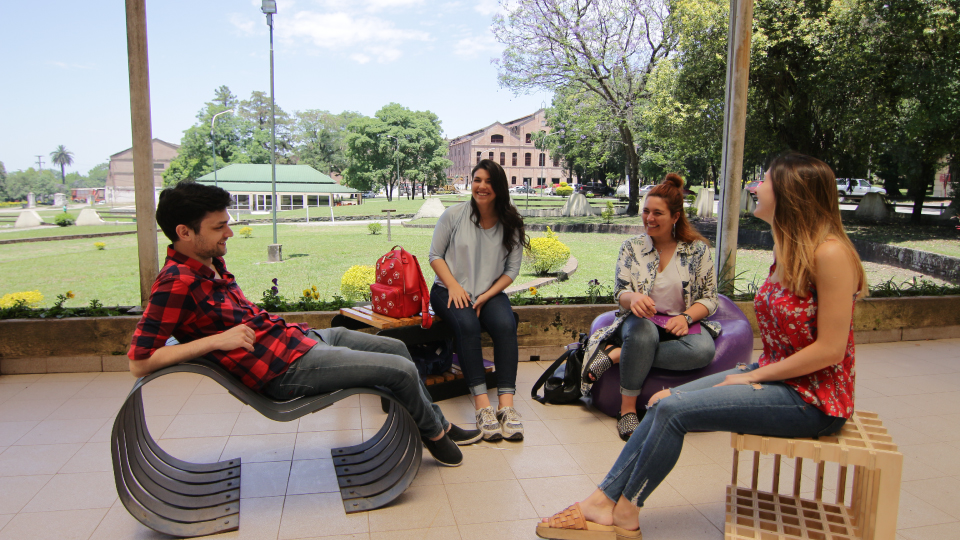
[283,11,429,62]
[49,61,94,70]
[474,0,502,16]
[311,0,424,12]
[453,30,501,58]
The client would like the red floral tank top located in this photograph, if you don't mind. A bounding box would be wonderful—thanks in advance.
[754,265,856,418]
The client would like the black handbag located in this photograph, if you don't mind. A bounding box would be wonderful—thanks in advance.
[531,333,587,405]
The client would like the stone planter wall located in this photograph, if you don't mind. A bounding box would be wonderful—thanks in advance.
[2,297,958,374]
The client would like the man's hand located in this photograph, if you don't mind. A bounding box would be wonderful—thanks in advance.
[212,324,256,352]
[629,293,657,318]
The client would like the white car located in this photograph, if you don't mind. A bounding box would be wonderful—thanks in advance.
[616,184,654,200]
[837,178,886,199]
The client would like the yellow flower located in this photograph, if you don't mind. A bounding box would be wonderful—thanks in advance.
[0,290,43,308]
[303,289,312,297]
[528,286,538,296]
[312,292,320,300]
[311,285,318,293]
[66,291,75,299]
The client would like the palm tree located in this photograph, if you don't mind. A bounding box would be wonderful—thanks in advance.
[49,145,74,190]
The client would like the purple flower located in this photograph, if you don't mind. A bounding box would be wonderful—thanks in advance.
[271,286,279,294]
[272,278,278,285]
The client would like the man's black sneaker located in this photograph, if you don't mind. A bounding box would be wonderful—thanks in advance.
[423,434,463,467]
[447,424,483,445]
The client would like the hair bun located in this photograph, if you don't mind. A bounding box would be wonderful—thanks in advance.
[663,173,684,189]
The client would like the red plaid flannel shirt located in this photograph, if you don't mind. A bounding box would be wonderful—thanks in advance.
[128,247,317,390]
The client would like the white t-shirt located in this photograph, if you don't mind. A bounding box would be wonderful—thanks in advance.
[648,245,686,316]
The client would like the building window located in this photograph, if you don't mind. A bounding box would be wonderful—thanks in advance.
[488,151,494,161]
[537,177,546,186]
[522,177,532,186]
[153,163,164,169]
[512,153,517,166]
[476,151,481,165]
[538,153,545,167]
[511,176,517,185]
[525,133,532,144]
[524,153,532,166]
[491,134,503,144]
[552,178,560,184]
[500,152,506,166]
[553,156,560,167]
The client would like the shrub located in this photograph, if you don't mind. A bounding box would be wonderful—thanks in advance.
[54,214,74,227]
[601,200,615,224]
[0,290,44,309]
[94,242,106,250]
[524,227,571,276]
[238,226,253,238]
[340,265,376,301]
[368,222,383,235]
[585,192,595,198]
[556,186,574,196]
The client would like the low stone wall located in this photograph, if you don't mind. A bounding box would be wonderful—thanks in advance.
[2,296,958,374]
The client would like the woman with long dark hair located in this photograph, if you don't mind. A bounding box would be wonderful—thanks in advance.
[536,153,865,540]
[429,159,530,441]
[580,173,719,441]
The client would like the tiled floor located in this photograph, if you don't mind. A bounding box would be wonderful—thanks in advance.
[0,339,958,539]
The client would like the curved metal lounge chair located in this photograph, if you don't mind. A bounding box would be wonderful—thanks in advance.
[111,359,422,538]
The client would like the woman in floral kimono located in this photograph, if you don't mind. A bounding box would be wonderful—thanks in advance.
[536,153,866,540]
[581,173,719,441]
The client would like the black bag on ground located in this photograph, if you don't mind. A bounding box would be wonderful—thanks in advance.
[531,333,587,404]
[408,339,454,378]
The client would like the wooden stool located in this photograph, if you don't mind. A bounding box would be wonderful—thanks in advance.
[725,411,902,540]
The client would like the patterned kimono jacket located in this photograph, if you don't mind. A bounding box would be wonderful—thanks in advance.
[581,234,721,395]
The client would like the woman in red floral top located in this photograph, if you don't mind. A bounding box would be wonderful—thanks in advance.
[535,153,866,540]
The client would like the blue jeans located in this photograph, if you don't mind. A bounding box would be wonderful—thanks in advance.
[430,284,518,397]
[262,327,448,440]
[598,364,847,507]
[615,314,715,397]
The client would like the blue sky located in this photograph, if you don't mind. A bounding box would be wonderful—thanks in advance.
[1,0,551,174]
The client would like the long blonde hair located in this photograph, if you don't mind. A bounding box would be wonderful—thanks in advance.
[767,153,867,297]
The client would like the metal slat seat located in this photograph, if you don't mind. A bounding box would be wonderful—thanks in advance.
[112,359,422,538]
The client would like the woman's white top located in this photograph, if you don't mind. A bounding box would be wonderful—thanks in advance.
[647,244,686,316]
[428,202,523,300]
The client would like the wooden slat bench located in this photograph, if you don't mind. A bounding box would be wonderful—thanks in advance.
[112,359,421,538]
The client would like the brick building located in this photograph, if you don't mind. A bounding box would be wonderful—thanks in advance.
[107,138,180,190]
[446,109,570,188]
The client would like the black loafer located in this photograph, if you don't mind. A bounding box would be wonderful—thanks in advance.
[423,434,463,467]
[447,424,482,445]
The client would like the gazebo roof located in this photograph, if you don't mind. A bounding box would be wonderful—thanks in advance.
[196,164,358,194]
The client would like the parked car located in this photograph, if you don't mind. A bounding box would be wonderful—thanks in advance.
[362,191,378,198]
[615,184,655,200]
[576,182,614,197]
[836,178,886,199]
[512,185,536,194]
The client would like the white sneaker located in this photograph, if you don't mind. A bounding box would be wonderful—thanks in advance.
[475,406,502,441]
[496,406,524,441]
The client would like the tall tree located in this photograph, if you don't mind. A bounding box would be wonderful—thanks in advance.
[493,0,678,215]
[294,110,364,176]
[2,168,60,200]
[49,145,74,189]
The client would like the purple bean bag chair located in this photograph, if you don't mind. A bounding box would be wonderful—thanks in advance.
[588,295,754,418]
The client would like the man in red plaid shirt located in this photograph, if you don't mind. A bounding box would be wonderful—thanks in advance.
[128,182,479,466]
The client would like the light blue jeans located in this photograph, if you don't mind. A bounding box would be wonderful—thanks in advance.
[598,363,847,507]
[262,327,448,440]
[616,314,715,397]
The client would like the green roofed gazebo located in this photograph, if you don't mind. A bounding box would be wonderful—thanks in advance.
[196,164,360,214]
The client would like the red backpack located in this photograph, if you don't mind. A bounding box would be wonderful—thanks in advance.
[370,245,433,329]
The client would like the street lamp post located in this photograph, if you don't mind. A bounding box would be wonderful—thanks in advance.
[210,109,234,189]
[261,0,281,262]
[386,134,400,201]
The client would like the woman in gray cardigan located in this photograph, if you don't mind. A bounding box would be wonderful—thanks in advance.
[429,159,529,442]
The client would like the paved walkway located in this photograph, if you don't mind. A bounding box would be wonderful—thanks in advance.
[0,338,957,539]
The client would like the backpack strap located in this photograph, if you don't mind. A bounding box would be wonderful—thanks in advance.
[531,350,572,404]
[410,252,433,329]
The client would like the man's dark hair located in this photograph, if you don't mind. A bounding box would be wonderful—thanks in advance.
[156,182,233,243]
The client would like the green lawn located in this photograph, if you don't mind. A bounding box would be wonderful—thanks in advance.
[0,224,139,241]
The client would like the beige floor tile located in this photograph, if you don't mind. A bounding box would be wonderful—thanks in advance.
[542,416,621,445]
[693,501,726,532]
[684,431,734,458]
[37,373,101,383]
[639,481,690,509]
[15,418,108,446]
[0,508,108,540]
[286,459,340,495]
[46,397,125,421]
[501,444,582,479]
[193,377,231,395]
[899,521,960,540]
[156,436,229,464]
[0,443,82,476]
[325,394,361,409]
[221,433,297,463]
[0,421,38,446]
[517,474,597,517]
[0,374,43,385]
[507,420,559,447]
[901,392,960,417]
[59,442,112,474]
[0,475,52,514]
[21,471,116,512]
[411,454,443,487]
[895,489,958,530]
[636,504,721,539]
[93,372,137,382]
[0,384,27,405]
[15,381,88,401]
[527,401,597,421]
[0,399,64,422]
[564,441,625,474]
[179,393,247,415]
[882,418,941,447]
[143,415,174,439]
[138,376,201,397]
[161,412,240,439]
[902,476,960,519]
[298,407,361,432]
[88,504,189,540]
[368,484,455,532]
[359,407,389,432]
[663,463,730,505]
[437,444,515,485]
[88,419,115,444]
[435,396,482,425]
[240,461,291,498]
[293,430,364,461]
[371,526,459,540]
[457,519,536,540]
[231,412,299,436]
[72,380,136,399]
[140,392,190,416]
[445,479,539,525]
[278,493,368,539]
[358,394,383,408]
[901,443,960,477]
[295,536,369,540]
[504,399,542,422]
